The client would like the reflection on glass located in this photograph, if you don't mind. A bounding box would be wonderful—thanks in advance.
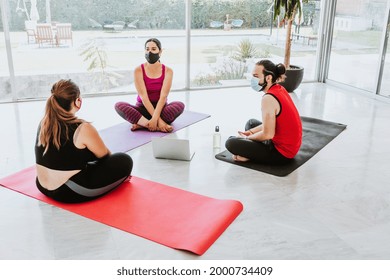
[328,0,388,92]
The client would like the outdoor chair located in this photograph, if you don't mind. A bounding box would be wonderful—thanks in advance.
[210,21,223,28]
[231,19,244,28]
[55,23,73,47]
[126,19,139,29]
[25,20,37,44]
[26,29,37,44]
[36,24,55,47]
[88,18,103,29]
[103,21,126,32]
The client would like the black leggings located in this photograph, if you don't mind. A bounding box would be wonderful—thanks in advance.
[36,153,133,203]
[225,119,292,165]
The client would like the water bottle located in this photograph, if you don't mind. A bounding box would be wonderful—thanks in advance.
[213,125,221,148]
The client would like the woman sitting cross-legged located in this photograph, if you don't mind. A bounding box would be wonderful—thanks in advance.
[35,79,133,203]
[115,38,185,132]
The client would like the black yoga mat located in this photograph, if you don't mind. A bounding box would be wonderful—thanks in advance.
[215,116,347,177]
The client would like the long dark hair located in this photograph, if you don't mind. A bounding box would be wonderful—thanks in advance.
[38,79,83,152]
[144,38,162,50]
[256,60,286,83]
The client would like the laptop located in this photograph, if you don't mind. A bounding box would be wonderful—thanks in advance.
[151,137,195,161]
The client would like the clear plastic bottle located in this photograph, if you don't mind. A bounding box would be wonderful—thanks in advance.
[213,125,221,148]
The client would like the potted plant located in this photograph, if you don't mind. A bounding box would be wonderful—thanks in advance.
[273,0,308,92]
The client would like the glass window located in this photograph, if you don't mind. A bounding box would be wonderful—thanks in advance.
[0,1,11,102]
[190,0,322,88]
[3,0,323,101]
[6,0,186,100]
[327,0,388,92]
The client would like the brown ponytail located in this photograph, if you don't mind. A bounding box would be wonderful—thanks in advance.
[38,79,83,153]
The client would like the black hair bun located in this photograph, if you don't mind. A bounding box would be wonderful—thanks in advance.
[275,63,286,75]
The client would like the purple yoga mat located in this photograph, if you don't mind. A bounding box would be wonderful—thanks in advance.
[100,110,210,153]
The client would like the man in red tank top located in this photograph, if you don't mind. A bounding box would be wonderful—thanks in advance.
[226,60,302,164]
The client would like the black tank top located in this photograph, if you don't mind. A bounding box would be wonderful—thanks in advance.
[35,122,97,171]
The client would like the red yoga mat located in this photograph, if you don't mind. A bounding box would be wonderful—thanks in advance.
[0,166,243,255]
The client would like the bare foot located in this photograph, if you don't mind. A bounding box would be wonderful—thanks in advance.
[232,155,250,162]
[158,123,173,133]
[131,123,143,131]
[165,124,173,133]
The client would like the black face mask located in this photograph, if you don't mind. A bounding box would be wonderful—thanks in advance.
[145,52,160,64]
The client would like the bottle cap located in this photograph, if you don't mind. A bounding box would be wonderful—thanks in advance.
[215,126,219,132]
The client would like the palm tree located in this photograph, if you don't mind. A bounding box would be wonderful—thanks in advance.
[273,0,308,69]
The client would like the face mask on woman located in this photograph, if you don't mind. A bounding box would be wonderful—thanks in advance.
[145,52,160,64]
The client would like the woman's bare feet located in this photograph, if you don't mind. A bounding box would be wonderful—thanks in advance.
[232,155,250,162]
[157,119,173,133]
[131,123,143,131]
[131,119,173,133]
[163,124,173,133]
[156,124,173,133]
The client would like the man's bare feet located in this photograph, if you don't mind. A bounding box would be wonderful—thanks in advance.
[131,123,143,131]
[232,155,250,162]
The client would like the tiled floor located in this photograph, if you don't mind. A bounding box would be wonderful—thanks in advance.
[1,83,390,259]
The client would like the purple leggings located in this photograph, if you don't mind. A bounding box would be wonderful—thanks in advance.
[115,101,185,124]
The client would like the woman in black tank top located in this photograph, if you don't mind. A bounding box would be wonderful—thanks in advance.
[35,79,133,203]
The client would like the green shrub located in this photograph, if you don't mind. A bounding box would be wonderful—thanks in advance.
[233,39,259,61]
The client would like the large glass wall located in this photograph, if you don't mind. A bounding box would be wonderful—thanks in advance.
[1,0,186,100]
[3,0,390,101]
[1,0,323,101]
[190,0,321,88]
[327,0,388,92]
[0,3,5,74]
[0,0,11,102]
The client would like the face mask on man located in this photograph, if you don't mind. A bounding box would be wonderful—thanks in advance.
[145,52,160,64]
[250,77,267,92]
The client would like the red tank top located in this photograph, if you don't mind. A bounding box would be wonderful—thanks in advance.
[267,84,302,158]
[136,64,166,103]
